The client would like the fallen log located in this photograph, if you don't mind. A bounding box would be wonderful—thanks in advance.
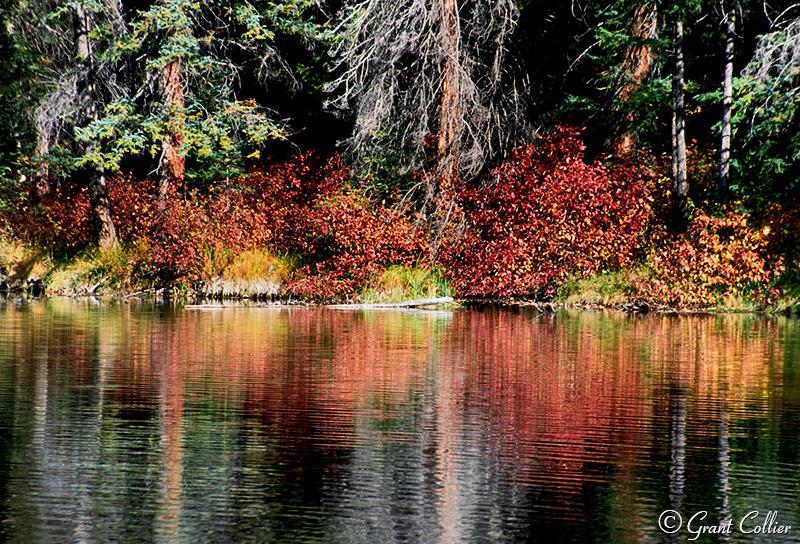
[184,297,455,310]
[326,297,454,309]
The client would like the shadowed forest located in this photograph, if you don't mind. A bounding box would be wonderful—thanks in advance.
[1,0,799,307]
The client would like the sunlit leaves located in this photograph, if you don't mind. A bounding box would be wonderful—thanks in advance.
[71,0,321,186]
[644,208,784,307]
[441,127,655,299]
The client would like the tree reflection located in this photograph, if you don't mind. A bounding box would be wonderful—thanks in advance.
[0,303,799,543]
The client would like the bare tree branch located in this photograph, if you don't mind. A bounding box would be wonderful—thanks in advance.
[325,0,537,188]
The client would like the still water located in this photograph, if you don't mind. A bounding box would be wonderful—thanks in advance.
[1,299,799,544]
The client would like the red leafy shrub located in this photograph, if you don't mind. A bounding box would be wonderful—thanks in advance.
[228,153,350,251]
[642,209,784,307]
[104,176,221,282]
[107,174,156,243]
[287,191,426,300]
[4,173,161,263]
[4,154,427,297]
[441,127,656,298]
[180,154,426,299]
[113,154,426,297]
[4,182,93,252]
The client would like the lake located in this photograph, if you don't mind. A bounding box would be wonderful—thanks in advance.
[1,299,799,543]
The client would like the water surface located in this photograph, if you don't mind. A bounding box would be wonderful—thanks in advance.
[1,299,799,543]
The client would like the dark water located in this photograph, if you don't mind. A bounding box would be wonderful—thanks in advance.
[1,299,799,544]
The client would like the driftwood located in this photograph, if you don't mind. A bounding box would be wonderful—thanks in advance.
[184,297,454,310]
[326,297,454,309]
[184,304,285,310]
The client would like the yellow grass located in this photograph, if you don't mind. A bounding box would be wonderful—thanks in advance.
[221,248,295,283]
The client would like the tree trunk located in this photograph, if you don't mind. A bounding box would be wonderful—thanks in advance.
[33,134,52,198]
[437,0,460,191]
[671,16,688,234]
[87,168,117,248]
[157,58,185,212]
[610,3,657,155]
[719,4,735,206]
[74,1,117,248]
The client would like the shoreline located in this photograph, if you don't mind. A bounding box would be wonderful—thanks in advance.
[2,239,796,315]
[3,286,798,316]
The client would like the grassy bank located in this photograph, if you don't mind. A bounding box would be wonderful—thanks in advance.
[552,268,800,314]
[0,236,454,304]
[4,233,798,314]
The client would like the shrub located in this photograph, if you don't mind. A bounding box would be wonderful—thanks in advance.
[104,155,352,286]
[442,127,655,299]
[2,153,430,299]
[286,190,427,301]
[642,209,784,307]
[4,182,94,252]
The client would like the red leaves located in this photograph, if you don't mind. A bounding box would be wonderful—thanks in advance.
[286,191,425,301]
[7,135,786,307]
[136,153,425,296]
[7,183,94,251]
[3,154,427,298]
[441,127,656,299]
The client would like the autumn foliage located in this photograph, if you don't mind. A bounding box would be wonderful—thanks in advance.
[642,211,783,307]
[228,155,426,299]
[3,154,426,300]
[442,127,655,298]
[2,129,791,308]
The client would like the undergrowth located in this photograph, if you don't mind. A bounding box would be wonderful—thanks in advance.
[1,131,795,309]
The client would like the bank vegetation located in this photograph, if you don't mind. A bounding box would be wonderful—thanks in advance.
[1,1,798,311]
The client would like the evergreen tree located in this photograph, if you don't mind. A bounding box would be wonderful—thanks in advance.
[0,1,34,210]
[73,0,117,246]
[735,13,800,206]
[77,0,320,204]
[8,0,124,246]
[603,2,659,155]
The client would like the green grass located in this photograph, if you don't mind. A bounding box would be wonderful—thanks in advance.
[555,270,644,306]
[360,265,452,303]
[554,265,800,313]
[769,269,800,314]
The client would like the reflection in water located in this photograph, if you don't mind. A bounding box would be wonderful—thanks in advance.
[717,390,732,544]
[0,300,799,543]
[668,384,686,544]
[157,324,184,539]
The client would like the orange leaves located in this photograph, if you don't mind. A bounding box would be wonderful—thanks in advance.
[643,209,784,307]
